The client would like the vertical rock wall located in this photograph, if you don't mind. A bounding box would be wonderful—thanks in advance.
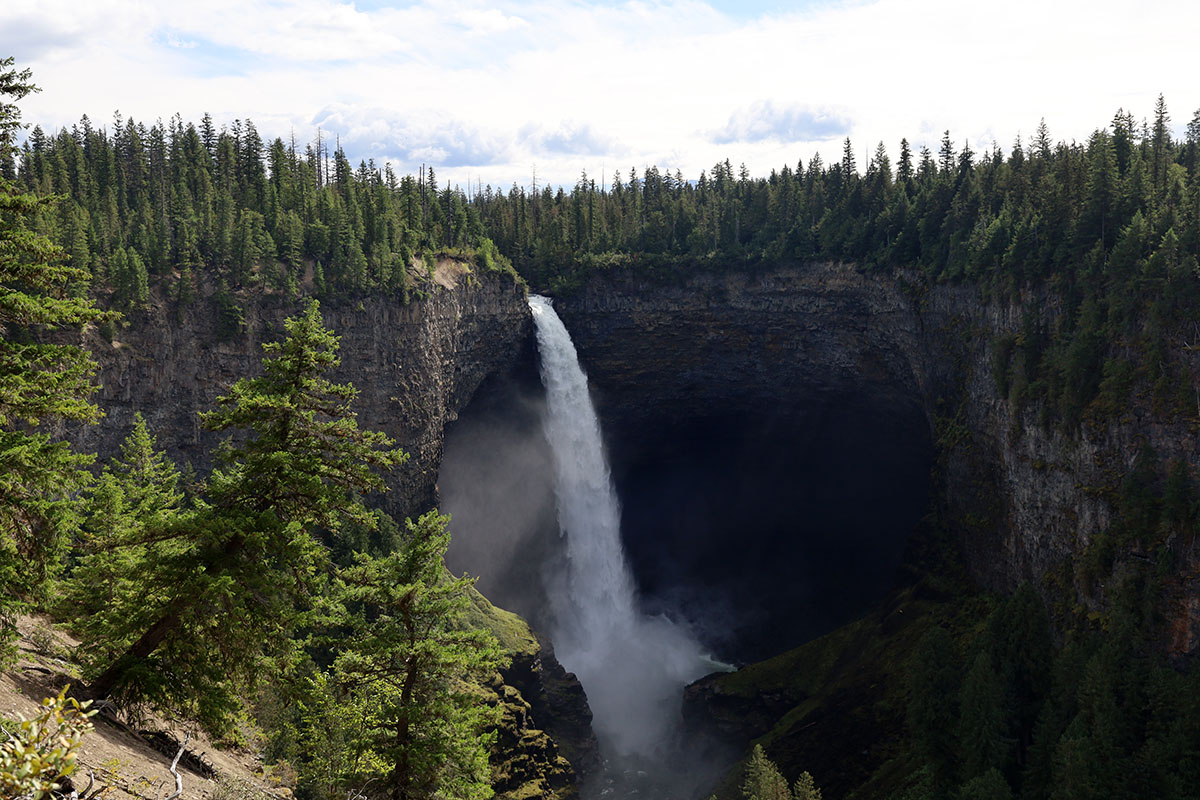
[70,262,531,521]
[554,262,1200,656]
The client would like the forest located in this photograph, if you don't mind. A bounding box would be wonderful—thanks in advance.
[7,47,1200,800]
[11,74,1200,434]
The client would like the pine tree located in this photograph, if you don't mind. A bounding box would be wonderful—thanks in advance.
[741,744,790,800]
[1151,94,1172,194]
[0,58,111,656]
[61,414,186,672]
[792,772,822,800]
[956,767,1013,800]
[314,511,502,800]
[957,651,1010,779]
[908,626,960,791]
[84,300,407,726]
[897,138,914,186]
[939,131,957,175]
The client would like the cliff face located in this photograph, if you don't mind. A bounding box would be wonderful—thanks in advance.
[72,261,530,522]
[553,262,1200,657]
[554,263,941,435]
[931,285,1200,653]
[69,262,602,792]
[553,263,946,656]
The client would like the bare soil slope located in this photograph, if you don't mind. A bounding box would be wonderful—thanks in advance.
[1,616,287,800]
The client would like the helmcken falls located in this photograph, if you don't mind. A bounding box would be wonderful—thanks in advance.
[528,295,722,768]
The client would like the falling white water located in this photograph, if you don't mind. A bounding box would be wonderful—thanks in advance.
[529,295,720,758]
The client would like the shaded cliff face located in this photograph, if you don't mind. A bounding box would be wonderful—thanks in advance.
[72,262,530,521]
[552,264,943,660]
[550,262,1200,660]
[930,288,1200,654]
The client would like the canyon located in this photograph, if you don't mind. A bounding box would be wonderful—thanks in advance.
[66,258,1200,796]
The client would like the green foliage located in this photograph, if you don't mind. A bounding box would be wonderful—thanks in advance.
[214,282,246,340]
[292,511,502,800]
[907,626,959,790]
[956,768,1012,800]
[14,111,508,304]
[59,414,190,704]
[741,745,790,800]
[790,771,822,800]
[77,300,406,732]
[0,57,112,659]
[109,246,149,310]
[740,745,822,800]
[957,651,1009,780]
[902,571,1195,800]
[200,299,406,530]
[0,688,95,800]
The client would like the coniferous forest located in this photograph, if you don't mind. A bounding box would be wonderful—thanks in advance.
[13,85,1200,431]
[7,44,1200,800]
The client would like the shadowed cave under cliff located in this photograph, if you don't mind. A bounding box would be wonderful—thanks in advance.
[440,337,933,664]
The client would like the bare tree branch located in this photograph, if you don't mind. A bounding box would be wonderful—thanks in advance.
[164,732,189,800]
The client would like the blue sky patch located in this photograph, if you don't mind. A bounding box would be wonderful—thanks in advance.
[153,32,264,78]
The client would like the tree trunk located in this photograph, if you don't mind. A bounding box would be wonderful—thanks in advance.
[87,608,182,700]
[88,530,248,701]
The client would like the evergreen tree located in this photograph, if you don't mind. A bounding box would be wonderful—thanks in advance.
[741,744,790,800]
[908,626,960,791]
[0,58,110,656]
[62,414,187,678]
[313,511,502,800]
[84,300,406,727]
[791,771,822,800]
[956,767,1012,800]
[958,650,1010,780]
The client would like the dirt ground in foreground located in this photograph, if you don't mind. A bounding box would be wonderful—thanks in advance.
[1,615,289,800]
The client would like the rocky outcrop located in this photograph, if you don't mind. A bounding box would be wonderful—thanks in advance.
[465,585,598,798]
[489,677,577,800]
[493,643,599,796]
[70,261,530,521]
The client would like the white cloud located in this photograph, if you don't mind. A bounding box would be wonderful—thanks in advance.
[0,0,1197,188]
[311,104,516,166]
[163,32,197,49]
[712,101,852,144]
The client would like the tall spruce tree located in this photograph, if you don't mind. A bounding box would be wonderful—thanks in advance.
[84,300,406,727]
[741,744,790,800]
[309,511,502,800]
[0,57,109,656]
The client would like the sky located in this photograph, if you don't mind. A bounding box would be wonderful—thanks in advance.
[1,0,1198,190]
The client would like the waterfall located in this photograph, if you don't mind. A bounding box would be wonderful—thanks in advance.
[529,295,718,758]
